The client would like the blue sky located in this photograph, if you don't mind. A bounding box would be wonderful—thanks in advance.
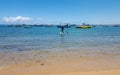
[0,0,120,24]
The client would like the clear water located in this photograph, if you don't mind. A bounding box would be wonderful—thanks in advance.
[0,25,120,52]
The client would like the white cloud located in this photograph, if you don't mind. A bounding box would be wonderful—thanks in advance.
[3,16,33,23]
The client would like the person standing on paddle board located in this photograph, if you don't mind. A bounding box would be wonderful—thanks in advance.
[61,26,64,33]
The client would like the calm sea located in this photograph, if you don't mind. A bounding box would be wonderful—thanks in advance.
[0,25,120,52]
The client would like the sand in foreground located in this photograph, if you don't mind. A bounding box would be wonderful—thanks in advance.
[0,63,120,75]
[0,49,120,75]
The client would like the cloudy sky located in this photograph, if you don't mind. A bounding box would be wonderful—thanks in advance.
[0,0,120,24]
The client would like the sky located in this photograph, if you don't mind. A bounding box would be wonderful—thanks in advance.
[0,0,120,24]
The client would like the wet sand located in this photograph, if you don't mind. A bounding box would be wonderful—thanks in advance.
[0,49,120,75]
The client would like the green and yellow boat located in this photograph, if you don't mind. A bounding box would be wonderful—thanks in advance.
[75,23,92,28]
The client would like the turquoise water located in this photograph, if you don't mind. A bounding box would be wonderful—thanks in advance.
[0,25,120,52]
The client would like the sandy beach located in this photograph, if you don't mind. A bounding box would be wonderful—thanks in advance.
[0,49,120,75]
[0,66,120,75]
[1,0,120,74]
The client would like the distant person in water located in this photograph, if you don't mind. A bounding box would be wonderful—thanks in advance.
[61,26,64,33]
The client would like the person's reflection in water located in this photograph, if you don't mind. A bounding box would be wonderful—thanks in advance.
[60,33,65,46]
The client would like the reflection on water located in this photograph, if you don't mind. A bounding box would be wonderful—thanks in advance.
[60,34,65,43]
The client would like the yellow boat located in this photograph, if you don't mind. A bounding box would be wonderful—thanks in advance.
[75,23,92,28]
[76,25,92,28]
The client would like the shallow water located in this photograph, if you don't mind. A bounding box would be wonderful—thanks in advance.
[0,25,120,52]
[0,25,120,69]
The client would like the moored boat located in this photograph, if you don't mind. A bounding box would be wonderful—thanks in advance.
[75,23,92,28]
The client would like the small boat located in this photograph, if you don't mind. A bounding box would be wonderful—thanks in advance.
[7,25,14,27]
[75,23,92,28]
[34,24,43,27]
[45,25,53,27]
[76,25,92,28]
[23,25,33,28]
[57,24,70,28]
[113,25,120,27]
[14,24,26,28]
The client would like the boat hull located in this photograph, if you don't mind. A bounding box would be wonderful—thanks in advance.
[76,26,92,28]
